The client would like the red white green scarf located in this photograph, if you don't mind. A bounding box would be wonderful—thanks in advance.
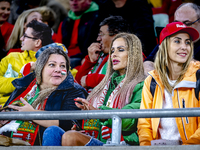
[0,79,46,145]
[92,74,125,108]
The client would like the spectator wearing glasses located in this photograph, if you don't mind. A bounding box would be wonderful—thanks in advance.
[5,8,43,54]
[0,19,51,106]
[75,16,132,93]
[143,2,200,77]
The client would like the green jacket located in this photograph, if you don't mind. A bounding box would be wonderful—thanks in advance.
[98,72,144,145]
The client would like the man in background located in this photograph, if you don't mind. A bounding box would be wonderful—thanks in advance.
[0,20,51,105]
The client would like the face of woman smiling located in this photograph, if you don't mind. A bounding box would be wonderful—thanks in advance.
[168,32,192,65]
[41,54,67,89]
[111,38,128,75]
[0,1,10,23]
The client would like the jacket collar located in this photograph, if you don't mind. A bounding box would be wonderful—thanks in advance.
[22,50,36,58]
[149,61,200,90]
[56,71,75,90]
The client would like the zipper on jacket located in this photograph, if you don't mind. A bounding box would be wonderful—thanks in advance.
[182,98,189,124]
[177,89,188,140]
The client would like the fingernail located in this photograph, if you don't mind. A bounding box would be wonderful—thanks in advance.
[74,98,77,101]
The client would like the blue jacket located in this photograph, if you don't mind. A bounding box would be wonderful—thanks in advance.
[4,71,88,140]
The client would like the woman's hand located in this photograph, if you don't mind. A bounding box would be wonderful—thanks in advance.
[80,75,87,88]
[30,62,36,72]
[8,97,35,112]
[74,97,99,110]
[0,105,9,127]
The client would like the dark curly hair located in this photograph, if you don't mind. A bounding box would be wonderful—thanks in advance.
[99,16,132,35]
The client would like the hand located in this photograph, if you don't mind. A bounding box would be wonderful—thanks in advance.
[8,97,35,112]
[74,97,99,110]
[0,105,9,127]
[30,62,36,72]
[101,125,112,140]
[88,42,102,62]
[71,124,77,130]
[80,75,87,88]
[81,58,85,65]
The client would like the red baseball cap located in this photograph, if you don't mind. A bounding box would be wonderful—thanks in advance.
[159,22,199,44]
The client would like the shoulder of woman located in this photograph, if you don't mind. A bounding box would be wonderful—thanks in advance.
[132,81,144,93]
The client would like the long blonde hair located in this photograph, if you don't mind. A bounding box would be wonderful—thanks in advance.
[154,34,193,93]
[87,33,145,108]
[6,8,40,51]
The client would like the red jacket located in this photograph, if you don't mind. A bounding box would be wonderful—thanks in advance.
[76,53,146,89]
[0,22,14,46]
[75,55,109,89]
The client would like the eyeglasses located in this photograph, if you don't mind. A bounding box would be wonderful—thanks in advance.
[174,18,200,26]
[22,33,38,40]
[98,32,115,37]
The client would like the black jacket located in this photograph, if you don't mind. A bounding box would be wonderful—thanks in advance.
[4,71,88,142]
[97,0,157,57]
[61,11,100,59]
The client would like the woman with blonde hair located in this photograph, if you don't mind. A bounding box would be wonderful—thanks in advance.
[42,32,145,146]
[6,8,42,53]
[138,21,200,145]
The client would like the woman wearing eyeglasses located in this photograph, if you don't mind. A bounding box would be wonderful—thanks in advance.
[138,21,200,145]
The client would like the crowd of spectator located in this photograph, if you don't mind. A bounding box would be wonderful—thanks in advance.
[0,0,200,147]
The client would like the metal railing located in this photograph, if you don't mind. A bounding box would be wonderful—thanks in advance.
[0,108,200,145]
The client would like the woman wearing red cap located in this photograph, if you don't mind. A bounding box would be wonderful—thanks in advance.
[138,21,200,145]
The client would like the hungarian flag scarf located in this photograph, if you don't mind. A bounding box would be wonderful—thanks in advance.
[0,79,46,145]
